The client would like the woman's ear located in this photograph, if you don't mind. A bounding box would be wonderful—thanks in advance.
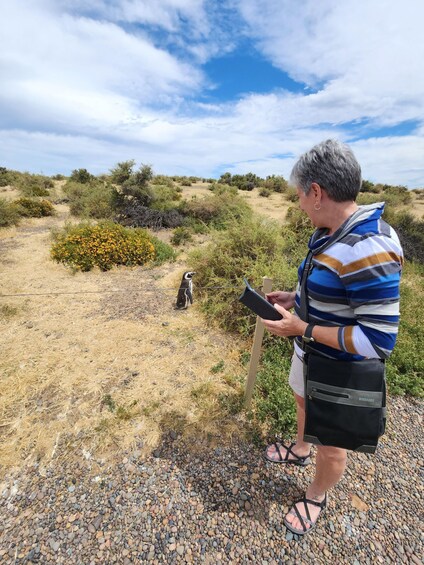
[310,182,322,199]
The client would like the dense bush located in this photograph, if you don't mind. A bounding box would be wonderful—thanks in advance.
[254,338,297,436]
[150,175,176,188]
[109,160,135,185]
[15,173,53,197]
[51,222,156,271]
[218,172,263,191]
[149,185,182,211]
[14,198,55,218]
[387,262,424,397]
[259,187,271,198]
[171,226,193,246]
[360,180,382,193]
[263,175,288,193]
[0,197,20,227]
[70,168,94,184]
[0,167,20,187]
[63,180,114,219]
[386,210,424,264]
[189,214,298,336]
[285,187,298,202]
[183,191,252,230]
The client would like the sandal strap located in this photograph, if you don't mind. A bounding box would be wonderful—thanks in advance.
[272,442,284,462]
[300,494,327,509]
[290,493,327,533]
[285,442,311,462]
[293,504,309,533]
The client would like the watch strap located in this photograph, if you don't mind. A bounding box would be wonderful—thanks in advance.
[302,323,315,343]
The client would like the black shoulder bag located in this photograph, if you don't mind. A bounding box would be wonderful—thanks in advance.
[300,251,386,453]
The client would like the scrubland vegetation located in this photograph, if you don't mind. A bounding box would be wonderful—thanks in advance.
[0,162,423,450]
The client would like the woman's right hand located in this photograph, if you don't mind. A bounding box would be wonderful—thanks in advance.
[265,291,296,310]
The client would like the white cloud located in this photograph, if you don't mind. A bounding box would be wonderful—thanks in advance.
[237,0,424,126]
[0,1,204,134]
[1,0,424,187]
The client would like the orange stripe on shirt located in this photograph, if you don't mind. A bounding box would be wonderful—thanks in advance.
[341,251,403,276]
[343,326,358,354]
[314,253,344,274]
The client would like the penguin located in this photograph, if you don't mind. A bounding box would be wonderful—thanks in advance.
[176,271,196,309]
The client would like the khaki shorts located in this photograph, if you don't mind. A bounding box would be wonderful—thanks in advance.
[288,353,305,398]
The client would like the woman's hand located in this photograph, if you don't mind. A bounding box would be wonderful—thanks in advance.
[262,304,307,338]
[265,291,296,310]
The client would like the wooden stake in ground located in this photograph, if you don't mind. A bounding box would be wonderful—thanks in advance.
[244,276,273,408]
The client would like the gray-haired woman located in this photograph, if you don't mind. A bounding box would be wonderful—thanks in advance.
[262,139,403,535]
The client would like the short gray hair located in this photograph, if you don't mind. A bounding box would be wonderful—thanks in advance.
[290,139,362,202]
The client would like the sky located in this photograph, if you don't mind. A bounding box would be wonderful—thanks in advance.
[1,0,424,187]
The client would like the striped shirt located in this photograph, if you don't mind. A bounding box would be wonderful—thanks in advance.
[294,202,404,361]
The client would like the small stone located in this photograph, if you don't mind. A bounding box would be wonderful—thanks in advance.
[285,532,293,542]
[177,545,185,556]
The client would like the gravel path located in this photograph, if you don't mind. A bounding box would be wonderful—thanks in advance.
[1,395,422,564]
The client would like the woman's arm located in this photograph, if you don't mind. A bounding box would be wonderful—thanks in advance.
[262,306,341,350]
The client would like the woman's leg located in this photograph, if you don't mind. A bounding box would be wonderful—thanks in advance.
[266,393,311,460]
[284,444,347,531]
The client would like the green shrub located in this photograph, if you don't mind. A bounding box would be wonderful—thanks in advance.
[263,175,288,193]
[109,160,135,185]
[281,207,313,267]
[148,235,177,265]
[259,187,271,198]
[0,167,20,187]
[183,191,252,230]
[0,197,20,227]
[253,338,297,436]
[385,210,424,264]
[63,180,114,219]
[151,175,176,188]
[149,184,182,211]
[14,198,55,218]
[189,214,298,336]
[285,187,298,202]
[70,168,94,184]
[360,180,381,193]
[386,262,424,397]
[16,173,53,197]
[171,226,193,246]
[51,222,155,271]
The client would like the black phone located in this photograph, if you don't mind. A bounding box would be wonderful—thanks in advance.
[239,278,283,321]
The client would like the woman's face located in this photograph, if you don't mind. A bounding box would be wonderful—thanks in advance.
[296,186,318,225]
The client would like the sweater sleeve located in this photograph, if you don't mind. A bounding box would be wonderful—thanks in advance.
[337,234,403,359]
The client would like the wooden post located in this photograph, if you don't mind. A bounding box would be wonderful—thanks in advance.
[244,276,273,408]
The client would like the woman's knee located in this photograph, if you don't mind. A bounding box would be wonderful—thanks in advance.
[317,445,347,463]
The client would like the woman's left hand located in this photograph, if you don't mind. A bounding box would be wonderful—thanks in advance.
[261,303,307,338]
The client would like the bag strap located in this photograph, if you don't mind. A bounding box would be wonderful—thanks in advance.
[299,250,314,323]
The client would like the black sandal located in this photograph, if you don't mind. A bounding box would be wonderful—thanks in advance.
[263,442,311,466]
[283,493,327,536]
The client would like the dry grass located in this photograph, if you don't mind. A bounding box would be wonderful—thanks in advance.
[0,196,247,473]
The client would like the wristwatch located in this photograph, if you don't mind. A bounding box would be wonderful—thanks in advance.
[302,324,315,343]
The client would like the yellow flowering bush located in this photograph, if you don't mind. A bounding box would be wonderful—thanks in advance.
[51,221,155,271]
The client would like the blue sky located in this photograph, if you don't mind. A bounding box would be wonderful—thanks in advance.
[1,0,424,187]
